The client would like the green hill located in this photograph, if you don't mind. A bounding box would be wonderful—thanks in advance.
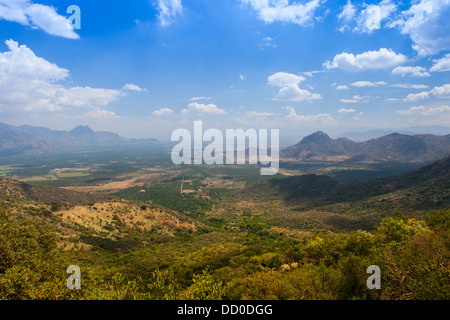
[249,156,450,211]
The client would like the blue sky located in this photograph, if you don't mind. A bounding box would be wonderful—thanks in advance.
[0,0,449,141]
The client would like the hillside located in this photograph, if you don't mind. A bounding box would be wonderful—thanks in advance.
[281,131,450,163]
[0,125,57,156]
[249,156,450,210]
[0,122,159,155]
[0,176,107,205]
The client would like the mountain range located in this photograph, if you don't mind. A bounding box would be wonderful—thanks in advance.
[281,131,450,163]
[0,122,159,156]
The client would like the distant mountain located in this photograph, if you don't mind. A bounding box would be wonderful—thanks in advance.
[342,126,450,141]
[0,124,58,156]
[341,130,417,142]
[0,123,159,156]
[281,131,450,163]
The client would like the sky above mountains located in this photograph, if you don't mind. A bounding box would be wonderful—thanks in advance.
[0,0,449,140]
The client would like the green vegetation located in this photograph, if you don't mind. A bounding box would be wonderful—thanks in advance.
[0,150,448,300]
[1,202,448,300]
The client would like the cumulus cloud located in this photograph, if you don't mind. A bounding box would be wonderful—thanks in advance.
[268,72,305,87]
[123,83,146,92]
[338,1,356,27]
[392,66,430,77]
[396,105,450,125]
[431,84,450,97]
[268,72,321,102]
[393,0,450,56]
[153,107,174,116]
[403,91,430,102]
[0,0,79,39]
[0,40,124,113]
[241,0,324,26]
[323,48,407,72]
[338,0,397,33]
[182,102,226,114]
[402,84,450,101]
[337,0,450,56]
[0,39,68,81]
[396,105,450,116]
[356,0,397,33]
[430,54,450,72]
[156,0,183,26]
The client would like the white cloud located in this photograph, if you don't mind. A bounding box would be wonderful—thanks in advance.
[337,0,450,56]
[323,48,407,72]
[338,1,356,27]
[340,95,370,103]
[85,107,119,119]
[268,72,305,87]
[303,70,321,77]
[404,91,430,102]
[338,0,397,33]
[393,83,429,89]
[239,74,247,80]
[182,102,226,114]
[153,107,174,116]
[402,84,450,102]
[284,106,336,124]
[430,54,450,72]
[268,72,321,102]
[156,0,183,26]
[241,0,324,26]
[123,83,146,92]
[393,0,450,56]
[336,85,349,90]
[356,0,397,33]
[351,81,387,87]
[396,105,450,116]
[0,39,68,81]
[431,84,450,97]
[0,40,124,113]
[273,85,321,102]
[190,96,210,101]
[0,0,79,39]
[392,66,430,77]
[395,104,450,126]
[338,108,356,113]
